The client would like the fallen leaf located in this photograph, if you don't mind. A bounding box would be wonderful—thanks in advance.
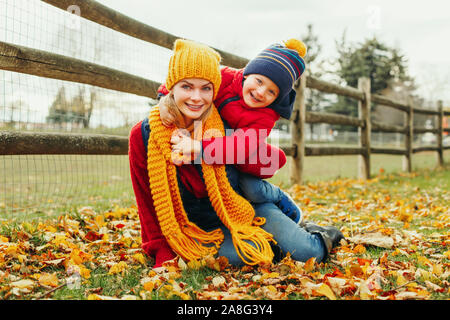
[348,232,395,248]
[108,261,128,275]
[313,283,337,300]
[38,273,59,287]
[10,279,35,289]
[211,276,226,288]
[304,257,316,272]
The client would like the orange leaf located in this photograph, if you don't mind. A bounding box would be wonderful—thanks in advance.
[143,281,155,292]
[304,257,316,272]
[353,244,366,254]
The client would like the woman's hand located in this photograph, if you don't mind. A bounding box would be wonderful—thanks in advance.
[159,99,176,128]
[170,131,201,165]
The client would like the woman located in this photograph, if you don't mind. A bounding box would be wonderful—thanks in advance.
[129,39,343,268]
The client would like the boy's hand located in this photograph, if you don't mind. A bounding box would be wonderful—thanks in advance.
[159,99,175,128]
[170,131,201,165]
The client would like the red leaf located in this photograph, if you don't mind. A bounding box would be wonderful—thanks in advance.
[85,231,102,242]
[357,258,372,266]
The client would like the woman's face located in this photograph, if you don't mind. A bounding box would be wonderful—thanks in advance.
[171,78,214,126]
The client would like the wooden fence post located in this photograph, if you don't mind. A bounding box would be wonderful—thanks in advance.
[290,74,306,185]
[357,77,371,180]
[403,96,414,172]
[437,100,444,167]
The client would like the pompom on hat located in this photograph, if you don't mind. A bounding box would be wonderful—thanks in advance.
[166,39,222,99]
[243,38,307,103]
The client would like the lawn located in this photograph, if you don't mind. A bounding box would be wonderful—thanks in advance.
[0,163,448,300]
[1,150,448,221]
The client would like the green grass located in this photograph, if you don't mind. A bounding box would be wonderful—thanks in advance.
[0,164,448,300]
[268,150,450,188]
[1,150,449,221]
[0,154,134,221]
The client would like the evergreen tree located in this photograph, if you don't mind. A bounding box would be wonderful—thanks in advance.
[327,34,414,130]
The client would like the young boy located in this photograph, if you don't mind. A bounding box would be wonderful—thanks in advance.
[158,39,306,224]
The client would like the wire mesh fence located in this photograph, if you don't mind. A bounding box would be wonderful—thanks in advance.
[0,0,447,220]
[0,0,171,219]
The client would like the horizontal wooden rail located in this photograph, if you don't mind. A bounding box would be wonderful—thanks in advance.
[0,131,128,155]
[0,40,160,99]
[413,146,440,153]
[306,76,364,101]
[41,0,249,69]
[371,121,407,133]
[305,111,364,127]
[280,145,296,157]
[413,107,440,116]
[371,94,410,113]
[371,147,407,155]
[305,146,364,156]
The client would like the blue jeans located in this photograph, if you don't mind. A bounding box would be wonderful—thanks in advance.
[218,202,326,266]
[239,172,283,204]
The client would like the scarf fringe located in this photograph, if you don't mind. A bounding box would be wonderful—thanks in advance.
[230,225,275,266]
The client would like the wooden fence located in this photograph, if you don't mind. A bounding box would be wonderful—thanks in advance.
[1,0,449,185]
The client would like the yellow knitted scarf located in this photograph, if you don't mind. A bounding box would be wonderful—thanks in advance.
[147,105,275,265]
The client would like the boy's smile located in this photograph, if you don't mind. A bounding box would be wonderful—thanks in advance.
[242,74,280,108]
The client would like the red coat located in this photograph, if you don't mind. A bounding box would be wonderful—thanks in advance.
[158,67,291,178]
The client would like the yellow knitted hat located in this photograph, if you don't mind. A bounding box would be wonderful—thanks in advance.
[166,39,222,99]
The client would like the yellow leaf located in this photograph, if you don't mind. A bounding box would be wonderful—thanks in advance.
[108,261,128,275]
[358,281,372,300]
[314,283,337,300]
[396,274,408,286]
[417,255,432,267]
[79,265,91,279]
[94,215,106,229]
[143,281,155,292]
[266,285,277,293]
[0,235,8,242]
[443,251,450,259]
[132,253,146,265]
[187,260,202,270]
[261,272,280,281]
[38,273,59,287]
[432,263,443,276]
[46,225,57,233]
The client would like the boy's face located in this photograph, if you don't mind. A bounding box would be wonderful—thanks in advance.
[242,74,280,108]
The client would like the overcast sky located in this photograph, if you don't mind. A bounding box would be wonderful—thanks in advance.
[97,0,450,105]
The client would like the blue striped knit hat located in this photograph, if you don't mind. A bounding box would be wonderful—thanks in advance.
[243,39,307,103]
